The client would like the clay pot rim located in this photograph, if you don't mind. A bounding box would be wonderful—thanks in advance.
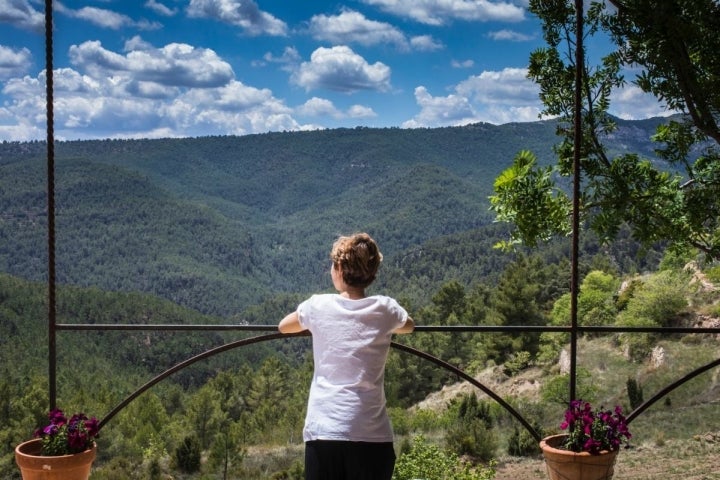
[540,434,618,457]
[15,438,97,459]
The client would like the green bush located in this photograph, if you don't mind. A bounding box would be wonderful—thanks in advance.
[393,435,496,480]
[175,436,201,473]
[507,424,541,457]
[503,350,531,376]
[626,377,644,410]
[445,394,497,461]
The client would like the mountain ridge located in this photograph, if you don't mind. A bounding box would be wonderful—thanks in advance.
[0,118,668,316]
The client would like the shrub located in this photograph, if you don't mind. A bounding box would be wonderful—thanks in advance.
[503,350,531,376]
[175,436,201,473]
[626,377,644,410]
[507,424,541,457]
[445,393,497,461]
[393,435,496,480]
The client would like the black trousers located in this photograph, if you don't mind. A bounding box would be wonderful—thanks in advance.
[304,440,396,480]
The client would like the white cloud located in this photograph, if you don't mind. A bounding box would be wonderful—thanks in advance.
[488,29,534,41]
[403,67,542,127]
[296,97,343,118]
[55,3,162,31]
[347,104,377,118]
[309,9,408,50]
[0,45,32,79]
[145,0,178,17]
[451,59,474,69]
[187,0,287,36]
[0,40,304,140]
[69,40,235,89]
[256,46,301,69]
[402,66,672,128]
[403,86,477,128]
[456,67,538,105]
[610,84,673,120]
[0,0,44,32]
[362,0,525,26]
[295,97,377,120]
[292,46,391,93]
[410,35,443,51]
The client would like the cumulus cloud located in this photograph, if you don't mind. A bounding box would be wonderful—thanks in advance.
[292,46,391,93]
[347,104,377,118]
[0,45,32,79]
[0,0,44,32]
[362,0,525,26]
[69,40,235,89]
[145,0,178,17]
[403,67,542,127]
[0,39,304,140]
[402,67,669,128]
[610,84,674,120]
[296,97,377,120]
[488,29,534,41]
[451,59,475,69]
[410,35,443,51]
[456,67,538,105]
[296,97,343,118]
[55,2,162,30]
[403,86,478,128]
[187,0,287,36]
[308,10,408,50]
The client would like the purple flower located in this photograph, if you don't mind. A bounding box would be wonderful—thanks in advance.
[559,400,631,454]
[34,408,99,456]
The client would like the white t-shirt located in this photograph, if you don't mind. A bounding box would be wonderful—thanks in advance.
[297,293,409,442]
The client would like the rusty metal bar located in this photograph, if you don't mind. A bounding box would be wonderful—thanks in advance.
[45,0,57,411]
[569,0,584,407]
[55,323,720,334]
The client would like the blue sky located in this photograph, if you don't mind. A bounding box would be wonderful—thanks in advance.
[0,0,669,141]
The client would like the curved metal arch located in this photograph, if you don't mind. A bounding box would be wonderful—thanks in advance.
[98,332,541,441]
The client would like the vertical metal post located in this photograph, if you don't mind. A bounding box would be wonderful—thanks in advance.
[45,0,57,410]
[569,0,584,403]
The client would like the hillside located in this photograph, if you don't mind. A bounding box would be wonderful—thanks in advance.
[0,119,667,317]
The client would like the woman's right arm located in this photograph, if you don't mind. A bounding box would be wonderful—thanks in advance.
[278,311,306,334]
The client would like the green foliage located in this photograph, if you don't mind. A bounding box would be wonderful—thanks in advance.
[393,435,496,480]
[618,271,690,327]
[503,351,531,377]
[445,394,498,462]
[626,377,644,410]
[175,436,201,473]
[705,264,720,284]
[541,370,598,407]
[616,270,690,360]
[492,0,720,260]
[507,424,541,457]
[490,149,571,249]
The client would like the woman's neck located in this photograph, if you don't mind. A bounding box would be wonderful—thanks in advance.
[340,287,365,300]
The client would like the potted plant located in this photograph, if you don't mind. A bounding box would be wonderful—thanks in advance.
[15,408,99,480]
[540,400,631,480]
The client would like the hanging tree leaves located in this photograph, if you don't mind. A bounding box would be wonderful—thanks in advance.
[490,0,720,259]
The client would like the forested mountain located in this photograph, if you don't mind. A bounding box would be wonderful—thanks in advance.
[2,118,718,479]
[0,118,666,318]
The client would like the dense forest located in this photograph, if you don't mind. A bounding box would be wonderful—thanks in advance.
[1,119,718,479]
[0,118,670,317]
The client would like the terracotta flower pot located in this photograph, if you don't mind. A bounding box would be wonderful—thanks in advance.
[540,434,619,480]
[15,438,96,480]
